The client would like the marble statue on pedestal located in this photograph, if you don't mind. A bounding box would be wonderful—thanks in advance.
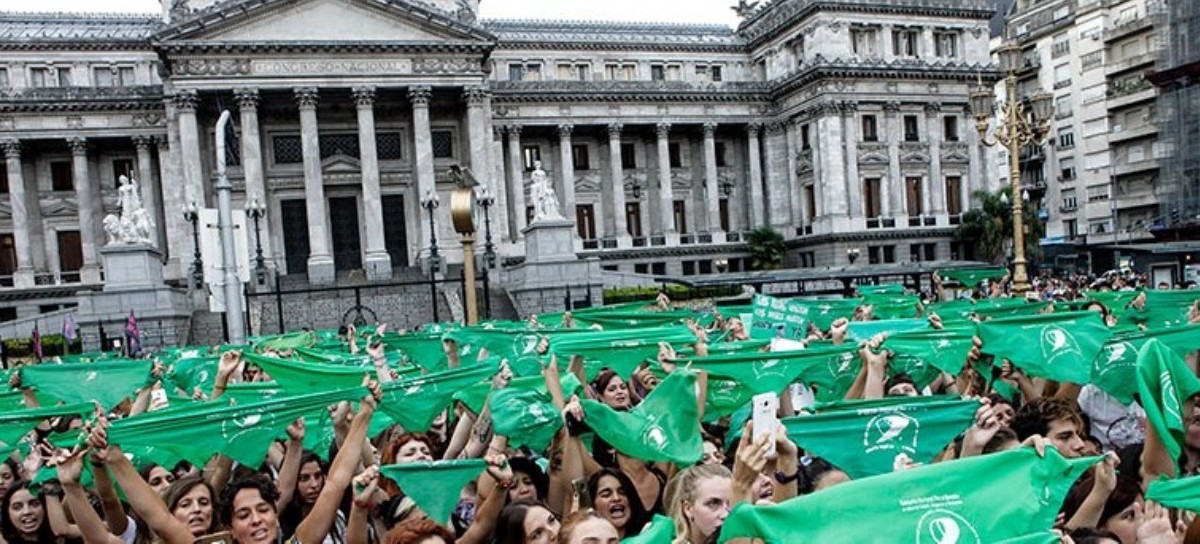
[529,161,564,222]
[103,175,155,245]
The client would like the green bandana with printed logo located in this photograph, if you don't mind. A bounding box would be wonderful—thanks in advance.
[1146,475,1200,513]
[1083,290,1142,312]
[938,267,1008,287]
[166,356,219,396]
[978,311,1112,385]
[750,294,810,340]
[376,360,499,432]
[381,332,449,371]
[107,387,367,467]
[1124,290,1200,330]
[682,344,860,415]
[1091,324,1200,405]
[489,374,583,450]
[1136,339,1200,470]
[20,359,152,409]
[883,326,977,375]
[621,514,675,544]
[549,326,698,380]
[0,402,94,446]
[783,395,979,479]
[719,448,1100,544]
[581,370,702,465]
[379,459,486,525]
[243,352,373,394]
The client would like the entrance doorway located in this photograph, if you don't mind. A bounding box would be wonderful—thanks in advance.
[329,196,362,271]
[382,195,409,267]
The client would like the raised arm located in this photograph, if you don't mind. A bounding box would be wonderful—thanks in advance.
[56,450,124,544]
[273,417,306,512]
[89,430,196,544]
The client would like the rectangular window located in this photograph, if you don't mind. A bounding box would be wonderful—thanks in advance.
[862,115,879,142]
[111,159,134,187]
[1056,94,1072,117]
[508,63,523,81]
[851,28,878,57]
[804,185,816,223]
[943,116,959,142]
[625,202,643,238]
[905,176,924,216]
[1081,51,1103,71]
[0,162,7,194]
[1087,184,1110,202]
[51,160,73,191]
[1051,33,1070,58]
[893,28,920,57]
[1054,64,1072,88]
[1064,219,1078,238]
[903,115,920,142]
[864,177,882,218]
[571,144,590,170]
[57,231,83,280]
[800,125,811,150]
[710,66,722,82]
[673,200,688,234]
[715,142,728,167]
[668,143,682,168]
[556,64,575,80]
[1083,151,1109,170]
[651,65,665,81]
[576,204,596,240]
[431,130,454,159]
[0,68,8,88]
[1083,118,1107,137]
[620,143,636,169]
[719,198,730,231]
[945,176,962,215]
[508,63,541,81]
[522,146,541,171]
[1058,130,1075,149]
[0,234,14,281]
[1062,189,1078,210]
[934,31,958,58]
[1080,21,1103,40]
[57,68,72,87]
[93,67,114,87]
[1060,157,1077,180]
[118,66,135,86]
[30,67,49,88]
[666,65,681,81]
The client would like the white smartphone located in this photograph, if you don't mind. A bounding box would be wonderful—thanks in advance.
[751,393,779,458]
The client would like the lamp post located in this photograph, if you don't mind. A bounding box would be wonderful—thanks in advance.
[182,201,203,287]
[214,110,245,345]
[476,184,496,268]
[969,43,1053,295]
[420,188,441,323]
[245,196,267,286]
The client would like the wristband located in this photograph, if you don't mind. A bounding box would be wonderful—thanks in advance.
[773,469,801,484]
[352,498,375,509]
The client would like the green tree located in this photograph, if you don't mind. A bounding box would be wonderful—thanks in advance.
[747,227,787,270]
[954,188,1044,266]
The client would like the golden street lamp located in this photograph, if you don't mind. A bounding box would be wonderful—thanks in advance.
[969,43,1053,295]
[449,165,479,325]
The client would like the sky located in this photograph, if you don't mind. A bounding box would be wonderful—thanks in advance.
[0,0,742,26]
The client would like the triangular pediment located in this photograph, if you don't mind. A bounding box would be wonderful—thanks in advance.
[322,154,361,172]
[157,0,494,43]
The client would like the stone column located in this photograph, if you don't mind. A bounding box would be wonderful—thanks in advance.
[607,123,629,246]
[883,101,901,218]
[842,102,863,218]
[746,123,765,228]
[763,122,789,231]
[353,86,390,281]
[504,125,526,238]
[155,134,184,278]
[68,137,100,283]
[701,122,722,240]
[785,121,800,229]
[966,105,984,206]
[556,124,576,225]
[173,90,204,206]
[295,87,334,285]
[815,104,848,222]
[3,140,34,287]
[655,122,675,238]
[926,102,945,215]
[132,135,161,249]
[465,86,490,185]
[234,88,271,272]
[410,86,436,258]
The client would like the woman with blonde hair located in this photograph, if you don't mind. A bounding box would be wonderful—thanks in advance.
[663,465,731,544]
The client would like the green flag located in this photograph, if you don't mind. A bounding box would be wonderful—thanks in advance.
[108,387,366,467]
[376,361,499,432]
[719,448,1100,544]
[381,333,448,371]
[883,326,976,375]
[621,514,674,544]
[379,459,486,524]
[489,374,582,450]
[1091,324,1200,405]
[1136,339,1200,469]
[1083,290,1142,312]
[978,311,1112,385]
[791,299,862,330]
[166,356,219,396]
[938,267,1008,287]
[20,359,152,408]
[1131,290,1200,330]
[253,331,316,352]
[1146,475,1200,513]
[244,352,373,394]
[783,396,979,479]
[581,370,702,465]
[682,344,860,414]
[750,294,810,340]
[857,284,907,296]
[550,326,698,379]
[847,319,929,342]
[0,402,94,446]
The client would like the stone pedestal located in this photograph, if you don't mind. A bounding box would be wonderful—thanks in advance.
[364,252,393,282]
[502,219,602,318]
[307,255,336,286]
[75,244,192,352]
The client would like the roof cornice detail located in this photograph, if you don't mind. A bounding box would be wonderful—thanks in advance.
[155,40,493,54]
[0,85,165,113]
[490,80,770,103]
[768,57,999,98]
[738,0,995,48]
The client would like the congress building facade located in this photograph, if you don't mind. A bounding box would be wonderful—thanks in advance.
[0,0,998,322]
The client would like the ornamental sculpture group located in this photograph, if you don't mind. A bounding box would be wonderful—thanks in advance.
[528,161,564,223]
[103,175,156,246]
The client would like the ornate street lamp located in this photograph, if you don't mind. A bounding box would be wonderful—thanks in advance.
[475,184,496,268]
[970,42,1054,295]
[420,188,441,323]
[245,196,267,285]
[847,247,861,264]
[182,201,203,286]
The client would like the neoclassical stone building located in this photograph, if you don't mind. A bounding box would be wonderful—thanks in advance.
[0,0,997,320]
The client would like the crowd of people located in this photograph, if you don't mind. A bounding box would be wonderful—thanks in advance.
[0,266,1196,544]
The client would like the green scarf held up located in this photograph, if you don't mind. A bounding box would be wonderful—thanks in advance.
[750,294,810,340]
[857,284,907,296]
[1136,339,1200,471]
[551,326,698,380]
[107,387,367,468]
[719,448,1101,544]
[883,325,977,375]
[1091,324,1200,405]
[783,396,979,479]
[253,331,316,353]
[861,294,925,320]
[581,370,702,465]
[20,359,153,409]
[682,344,860,414]
[376,360,499,432]
[847,319,929,342]
[166,356,219,396]
[1125,290,1200,330]
[571,309,697,329]
[0,402,94,446]
[978,311,1112,385]
[938,266,1008,287]
[621,514,675,543]
[244,352,375,394]
[379,459,486,525]
[381,333,449,371]
[1146,475,1200,513]
[490,374,583,451]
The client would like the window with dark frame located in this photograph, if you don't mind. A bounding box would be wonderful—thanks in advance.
[112,159,134,188]
[673,200,687,234]
[668,143,682,168]
[522,146,541,171]
[431,130,454,159]
[0,163,7,194]
[715,142,728,167]
[943,116,959,142]
[571,144,590,170]
[51,160,73,191]
[651,65,665,81]
[862,115,879,142]
[800,125,811,150]
[905,176,923,216]
[620,143,636,169]
[945,176,963,215]
[903,115,920,142]
[864,177,882,218]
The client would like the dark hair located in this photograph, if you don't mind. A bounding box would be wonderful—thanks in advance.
[280,451,330,538]
[219,476,280,527]
[797,457,844,495]
[586,468,649,538]
[1068,527,1121,544]
[507,457,549,503]
[163,476,220,535]
[384,517,455,544]
[884,373,916,395]
[381,433,438,495]
[982,427,1020,454]
[495,500,555,544]
[592,369,621,398]
[0,481,54,543]
[1012,397,1082,441]
[1060,472,1142,529]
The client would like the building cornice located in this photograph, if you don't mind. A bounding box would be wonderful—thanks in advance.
[786,226,959,248]
[154,40,494,55]
[769,57,1000,99]
[490,80,770,104]
[738,0,995,49]
[0,85,165,113]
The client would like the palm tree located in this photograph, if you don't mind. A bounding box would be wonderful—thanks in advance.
[954,188,1044,265]
[747,227,786,270]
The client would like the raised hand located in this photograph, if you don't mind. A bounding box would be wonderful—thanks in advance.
[52,448,85,486]
[286,417,306,442]
[484,453,513,484]
[830,318,850,345]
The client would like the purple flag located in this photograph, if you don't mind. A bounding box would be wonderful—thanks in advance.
[124,310,141,358]
[62,315,76,342]
[32,323,42,360]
